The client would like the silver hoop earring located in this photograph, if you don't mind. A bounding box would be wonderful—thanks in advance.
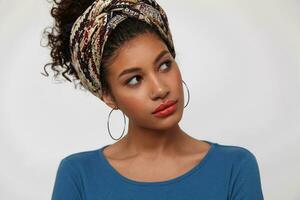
[107,107,126,141]
[182,80,190,108]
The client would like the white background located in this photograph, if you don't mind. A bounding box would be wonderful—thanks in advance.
[0,0,299,199]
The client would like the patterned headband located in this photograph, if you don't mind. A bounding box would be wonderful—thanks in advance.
[69,0,175,100]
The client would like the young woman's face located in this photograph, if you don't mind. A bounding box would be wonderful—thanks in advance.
[102,32,184,130]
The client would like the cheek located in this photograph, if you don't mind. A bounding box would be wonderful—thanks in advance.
[170,64,184,106]
[168,64,182,92]
[174,63,182,80]
[113,88,147,118]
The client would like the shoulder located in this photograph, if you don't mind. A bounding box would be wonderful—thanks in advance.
[214,142,259,166]
[63,149,99,161]
[213,143,264,199]
[57,148,102,171]
[216,142,258,159]
[52,149,102,199]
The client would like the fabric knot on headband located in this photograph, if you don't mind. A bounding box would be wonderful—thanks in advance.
[69,0,175,100]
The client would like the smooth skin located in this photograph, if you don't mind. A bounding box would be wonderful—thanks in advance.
[101,32,211,182]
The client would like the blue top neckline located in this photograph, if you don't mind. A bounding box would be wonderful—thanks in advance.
[97,140,217,186]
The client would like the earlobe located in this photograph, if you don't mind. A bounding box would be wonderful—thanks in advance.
[101,92,118,109]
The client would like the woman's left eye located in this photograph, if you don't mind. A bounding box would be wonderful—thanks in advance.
[159,60,172,71]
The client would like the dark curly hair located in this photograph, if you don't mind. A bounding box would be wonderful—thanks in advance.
[41,0,176,98]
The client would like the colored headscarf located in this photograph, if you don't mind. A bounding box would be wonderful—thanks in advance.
[69,0,175,100]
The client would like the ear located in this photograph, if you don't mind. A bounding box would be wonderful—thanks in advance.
[101,91,118,109]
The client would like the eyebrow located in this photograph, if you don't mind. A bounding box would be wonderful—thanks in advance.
[118,50,169,79]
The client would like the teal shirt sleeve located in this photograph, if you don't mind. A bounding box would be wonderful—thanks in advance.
[228,148,264,200]
[51,158,83,200]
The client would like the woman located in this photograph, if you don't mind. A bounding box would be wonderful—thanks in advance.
[42,0,264,199]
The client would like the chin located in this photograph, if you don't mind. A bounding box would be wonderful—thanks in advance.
[151,111,183,130]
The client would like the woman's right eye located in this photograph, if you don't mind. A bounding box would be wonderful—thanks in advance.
[126,75,142,86]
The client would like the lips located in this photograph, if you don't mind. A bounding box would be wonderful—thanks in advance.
[152,99,177,114]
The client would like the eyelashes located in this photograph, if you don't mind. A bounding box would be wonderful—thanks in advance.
[125,60,173,86]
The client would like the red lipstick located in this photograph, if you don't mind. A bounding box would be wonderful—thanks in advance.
[152,99,177,118]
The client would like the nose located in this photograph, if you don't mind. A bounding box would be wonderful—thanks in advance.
[149,74,170,100]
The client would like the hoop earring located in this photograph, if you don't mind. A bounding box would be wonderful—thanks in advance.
[107,107,126,141]
[182,79,190,108]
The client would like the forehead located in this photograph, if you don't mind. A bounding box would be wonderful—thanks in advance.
[107,32,170,77]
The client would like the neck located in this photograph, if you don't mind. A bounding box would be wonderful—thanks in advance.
[121,119,190,157]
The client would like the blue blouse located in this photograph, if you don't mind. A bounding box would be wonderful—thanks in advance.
[51,140,264,200]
